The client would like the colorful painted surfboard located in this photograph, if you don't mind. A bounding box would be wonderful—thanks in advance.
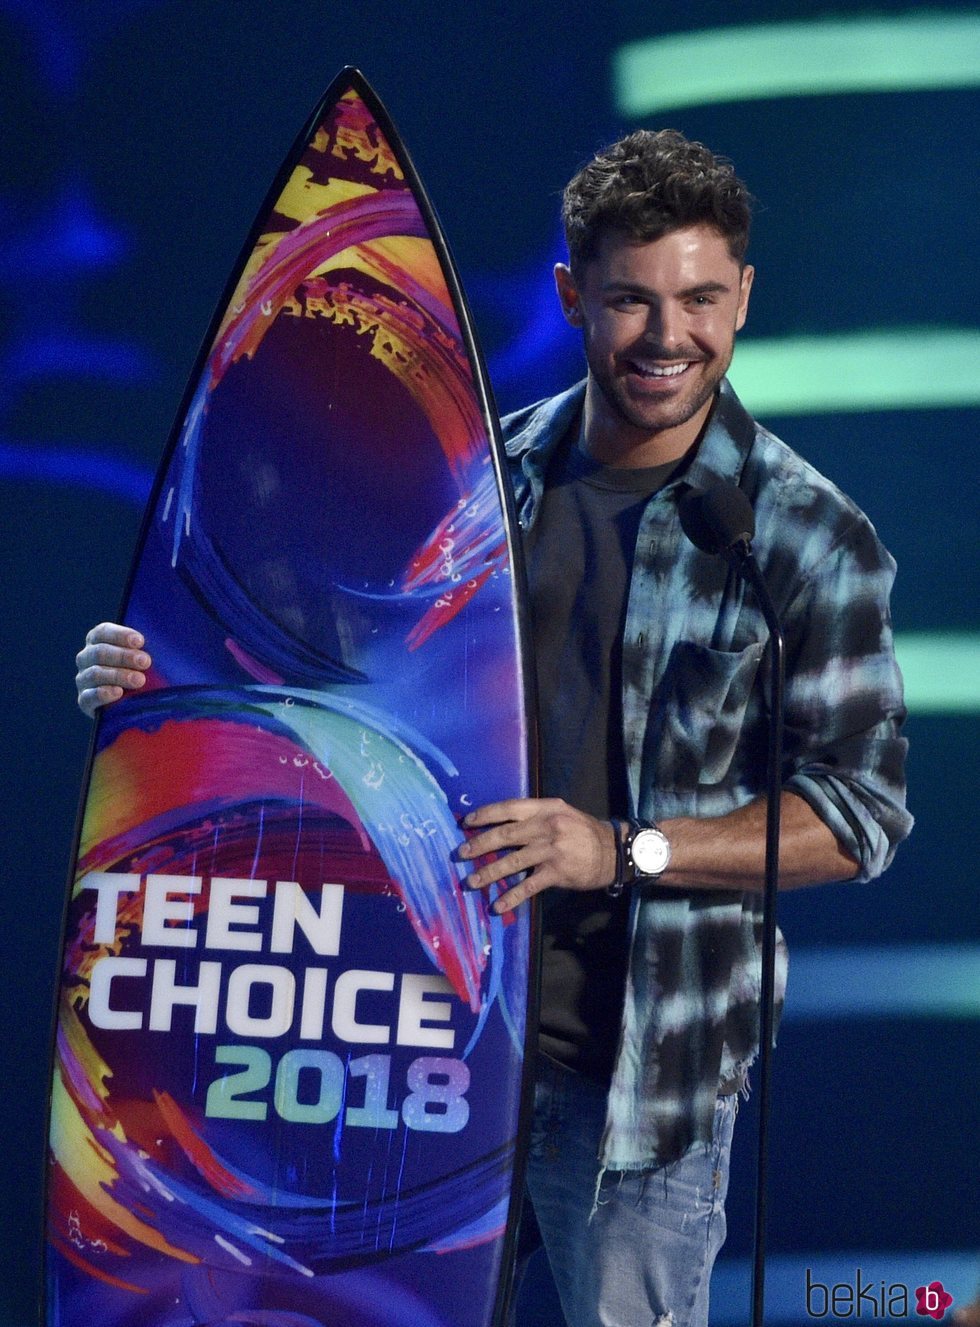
[45,68,536,1327]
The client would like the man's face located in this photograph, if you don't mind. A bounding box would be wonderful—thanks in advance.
[555,224,753,455]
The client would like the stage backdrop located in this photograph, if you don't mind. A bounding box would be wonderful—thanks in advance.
[1,2,977,1324]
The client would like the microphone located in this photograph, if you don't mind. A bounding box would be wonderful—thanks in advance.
[678,483,755,560]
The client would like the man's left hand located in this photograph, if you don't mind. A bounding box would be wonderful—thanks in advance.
[459,798,617,913]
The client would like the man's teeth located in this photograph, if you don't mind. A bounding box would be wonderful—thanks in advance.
[632,362,689,378]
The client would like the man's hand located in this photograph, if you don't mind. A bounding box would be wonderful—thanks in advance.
[459,798,617,914]
[75,622,151,718]
[459,793,859,911]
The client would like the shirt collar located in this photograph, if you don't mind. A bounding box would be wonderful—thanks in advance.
[677,378,757,495]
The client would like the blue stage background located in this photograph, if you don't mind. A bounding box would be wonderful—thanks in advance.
[2,3,977,1324]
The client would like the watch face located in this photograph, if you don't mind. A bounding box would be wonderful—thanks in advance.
[632,828,671,876]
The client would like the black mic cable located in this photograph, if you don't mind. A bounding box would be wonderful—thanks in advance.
[678,483,785,1327]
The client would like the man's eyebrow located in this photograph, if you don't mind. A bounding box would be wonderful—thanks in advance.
[677,280,731,297]
[601,279,733,297]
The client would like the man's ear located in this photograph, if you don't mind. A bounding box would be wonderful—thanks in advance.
[735,264,754,332]
[554,263,584,327]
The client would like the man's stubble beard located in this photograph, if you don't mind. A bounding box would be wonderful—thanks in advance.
[588,347,732,438]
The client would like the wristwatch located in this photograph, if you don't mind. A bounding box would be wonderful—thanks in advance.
[623,820,671,882]
[607,818,671,896]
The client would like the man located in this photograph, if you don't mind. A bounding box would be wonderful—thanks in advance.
[76,130,912,1327]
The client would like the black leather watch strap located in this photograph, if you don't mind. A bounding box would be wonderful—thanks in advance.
[606,818,627,898]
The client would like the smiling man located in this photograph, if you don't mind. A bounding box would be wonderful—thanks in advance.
[455,130,912,1327]
[75,130,911,1327]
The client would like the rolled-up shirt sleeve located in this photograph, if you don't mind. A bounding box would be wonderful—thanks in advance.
[779,512,913,880]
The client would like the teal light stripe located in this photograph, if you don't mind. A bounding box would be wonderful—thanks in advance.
[894,632,980,715]
[782,946,980,1021]
[727,328,980,415]
[614,15,980,116]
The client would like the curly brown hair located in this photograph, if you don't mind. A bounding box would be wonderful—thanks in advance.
[561,129,752,276]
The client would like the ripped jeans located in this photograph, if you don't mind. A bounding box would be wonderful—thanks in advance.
[508,1057,737,1327]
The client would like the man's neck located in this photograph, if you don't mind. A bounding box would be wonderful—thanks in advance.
[581,383,716,469]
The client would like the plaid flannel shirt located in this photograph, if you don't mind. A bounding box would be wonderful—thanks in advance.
[502,378,912,1170]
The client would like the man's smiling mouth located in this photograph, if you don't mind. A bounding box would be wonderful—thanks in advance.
[626,359,695,379]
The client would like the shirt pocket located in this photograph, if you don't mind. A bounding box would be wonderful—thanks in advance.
[645,640,764,791]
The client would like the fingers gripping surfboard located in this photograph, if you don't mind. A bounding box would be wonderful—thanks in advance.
[45,69,536,1327]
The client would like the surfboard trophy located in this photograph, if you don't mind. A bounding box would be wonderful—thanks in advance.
[44,68,536,1327]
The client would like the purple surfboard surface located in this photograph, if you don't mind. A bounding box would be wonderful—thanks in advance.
[45,68,536,1327]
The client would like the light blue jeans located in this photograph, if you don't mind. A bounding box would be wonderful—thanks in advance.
[509,1057,737,1327]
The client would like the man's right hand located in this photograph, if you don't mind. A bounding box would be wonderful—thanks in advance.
[75,623,151,718]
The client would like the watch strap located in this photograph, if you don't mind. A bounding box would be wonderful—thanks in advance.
[606,818,627,898]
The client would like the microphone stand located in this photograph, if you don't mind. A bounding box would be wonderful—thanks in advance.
[726,541,785,1327]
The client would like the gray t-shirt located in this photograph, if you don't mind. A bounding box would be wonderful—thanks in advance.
[525,425,677,1081]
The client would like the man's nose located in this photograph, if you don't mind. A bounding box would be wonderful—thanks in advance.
[642,302,684,351]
